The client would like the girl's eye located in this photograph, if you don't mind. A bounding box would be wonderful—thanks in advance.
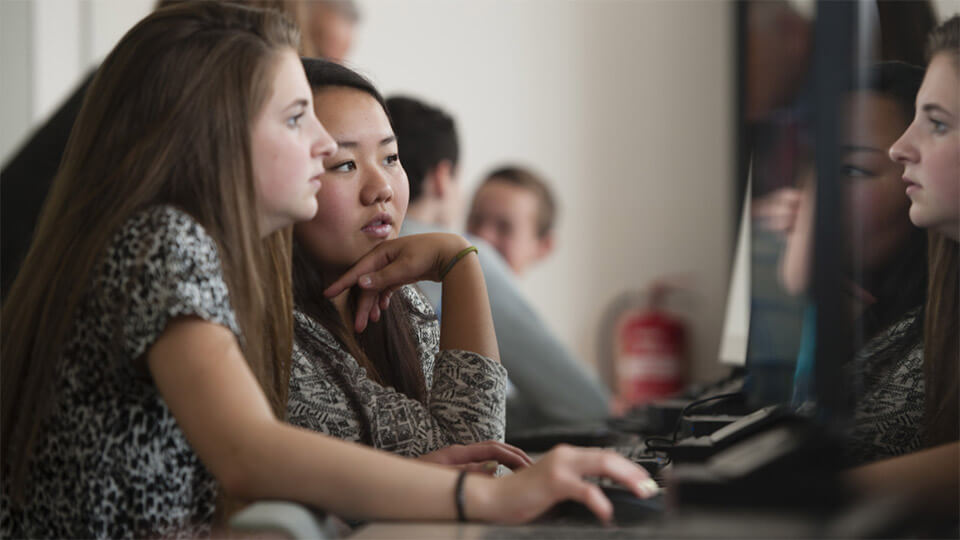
[929,118,948,134]
[383,154,400,166]
[330,160,356,173]
[841,164,873,178]
[286,113,304,129]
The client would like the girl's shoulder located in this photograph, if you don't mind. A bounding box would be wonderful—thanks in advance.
[397,284,436,320]
[99,205,224,282]
[112,205,217,256]
[90,204,239,351]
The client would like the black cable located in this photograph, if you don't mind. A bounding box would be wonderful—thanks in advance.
[643,437,675,466]
[671,391,742,443]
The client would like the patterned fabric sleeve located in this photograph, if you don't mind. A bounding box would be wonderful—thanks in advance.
[93,206,240,365]
[288,286,507,457]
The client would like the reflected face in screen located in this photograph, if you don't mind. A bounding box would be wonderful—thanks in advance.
[841,91,917,272]
[889,54,960,240]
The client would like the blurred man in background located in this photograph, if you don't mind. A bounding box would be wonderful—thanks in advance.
[467,166,556,276]
[387,95,611,433]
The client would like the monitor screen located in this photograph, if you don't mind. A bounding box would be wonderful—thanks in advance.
[739,0,936,457]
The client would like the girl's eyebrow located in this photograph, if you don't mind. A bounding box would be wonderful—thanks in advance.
[284,99,309,112]
[922,103,955,118]
[336,135,397,149]
[842,145,885,153]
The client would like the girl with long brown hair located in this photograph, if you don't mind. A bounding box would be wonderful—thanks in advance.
[287,59,527,470]
[1,3,654,537]
[847,14,959,518]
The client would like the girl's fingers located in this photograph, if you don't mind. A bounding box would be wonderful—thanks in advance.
[479,441,533,469]
[462,462,500,476]
[456,442,531,470]
[570,449,653,499]
[568,481,613,524]
[324,245,392,297]
[354,258,422,292]
[378,286,399,311]
[354,289,378,332]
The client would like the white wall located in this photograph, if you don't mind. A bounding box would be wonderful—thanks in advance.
[0,0,956,386]
[0,0,737,383]
[935,0,960,20]
[0,0,34,165]
[350,0,735,382]
[0,0,152,164]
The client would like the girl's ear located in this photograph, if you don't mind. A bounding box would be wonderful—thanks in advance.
[536,232,555,261]
[430,160,455,198]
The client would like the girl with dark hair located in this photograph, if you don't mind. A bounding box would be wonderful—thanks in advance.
[775,62,929,464]
[0,4,655,537]
[836,62,930,464]
[847,14,959,518]
[287,58,527,469]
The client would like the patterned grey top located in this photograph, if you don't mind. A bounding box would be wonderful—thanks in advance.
[1,206,239,539]
[287,285,508,456]
[844,307,925,465]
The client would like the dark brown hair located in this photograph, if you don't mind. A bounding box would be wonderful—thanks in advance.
[481,165,558,238]
[2,1,299,500]
[156,0,316,55]
[920,15,960,446]
[854,62,928,342]
[293,59,427,426]
[385,95,459,202]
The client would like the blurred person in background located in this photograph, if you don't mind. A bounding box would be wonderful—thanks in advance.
[304,0,359,64]
[467,166,557,276]
[386,95,610,433]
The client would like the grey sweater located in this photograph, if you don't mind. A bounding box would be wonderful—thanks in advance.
[401,219,610,433]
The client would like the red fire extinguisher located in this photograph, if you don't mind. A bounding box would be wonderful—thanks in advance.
[613,283,687,408]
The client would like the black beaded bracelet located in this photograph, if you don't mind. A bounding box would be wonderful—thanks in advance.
[454,470,468,522]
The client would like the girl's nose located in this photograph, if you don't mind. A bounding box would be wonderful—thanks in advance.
[361,168,394,205]
[888,123,919,165]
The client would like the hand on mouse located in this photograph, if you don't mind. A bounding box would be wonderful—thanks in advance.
[462,444,657,525]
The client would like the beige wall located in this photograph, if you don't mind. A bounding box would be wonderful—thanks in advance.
[9,0,956,381]
[0,0,738,383]
[350,0,736,382]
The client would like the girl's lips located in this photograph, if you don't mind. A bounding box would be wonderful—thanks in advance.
[903,177,920,194]
[361,222,393,238]
[361,213,394,238]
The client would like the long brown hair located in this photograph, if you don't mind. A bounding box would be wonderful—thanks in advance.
[921,15,960,446]
[156,0,317,56]
[1,1,298,499]
[292,59,427,415]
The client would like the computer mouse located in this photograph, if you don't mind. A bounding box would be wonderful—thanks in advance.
[539,486,665,526]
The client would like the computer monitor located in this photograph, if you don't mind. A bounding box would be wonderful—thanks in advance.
[739,0,861,427]
[717,173,750,368]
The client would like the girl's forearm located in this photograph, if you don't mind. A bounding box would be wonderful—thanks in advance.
[227,419,497,521]
[438,252,499,361]
[845,441,959,515]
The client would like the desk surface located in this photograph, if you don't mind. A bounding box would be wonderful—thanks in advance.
[349,508,825,539]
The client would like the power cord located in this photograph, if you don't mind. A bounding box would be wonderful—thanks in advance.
[642,391,743,464]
